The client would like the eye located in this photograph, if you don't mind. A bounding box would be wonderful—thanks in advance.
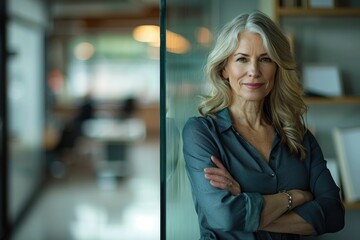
[259,57,273,63]
[236,57,248,63]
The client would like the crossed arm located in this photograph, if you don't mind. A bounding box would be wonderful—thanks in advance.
[183,118,344,235]
[205,155,315,235]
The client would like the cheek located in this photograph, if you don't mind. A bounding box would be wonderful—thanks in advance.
[263,67,277,91]
[268,75,275,90]
[265,66,277,83]
[228,66,246,80]
[269,72,276,85]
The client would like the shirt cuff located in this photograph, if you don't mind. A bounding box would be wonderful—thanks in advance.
[243,192,264,232]
[293,201,326,235]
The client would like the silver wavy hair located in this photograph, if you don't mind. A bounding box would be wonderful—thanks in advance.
[199,11,307,159]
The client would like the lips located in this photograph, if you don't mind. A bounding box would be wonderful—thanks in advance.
[241,83,264,89]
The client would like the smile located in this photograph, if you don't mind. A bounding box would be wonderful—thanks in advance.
[241,83,265,89]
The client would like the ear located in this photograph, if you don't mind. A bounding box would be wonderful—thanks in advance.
[222,68,229,80]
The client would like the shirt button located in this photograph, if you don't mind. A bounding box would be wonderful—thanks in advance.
[271,173,275,177]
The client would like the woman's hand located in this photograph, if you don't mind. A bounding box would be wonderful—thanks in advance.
[288,189,314,207]
[204,155,241,196]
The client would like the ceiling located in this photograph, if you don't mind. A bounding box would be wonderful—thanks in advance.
[48,0,160,34]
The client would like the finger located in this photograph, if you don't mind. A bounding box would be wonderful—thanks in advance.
[205,163,233,180]
[209,179,234,190]
[204,170,234,182]
[206,173,242,195]
[205,173,231,185]
[204,167,228,176]
[211,156,226,170]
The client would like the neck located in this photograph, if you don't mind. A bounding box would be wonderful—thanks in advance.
[229,99,266,130]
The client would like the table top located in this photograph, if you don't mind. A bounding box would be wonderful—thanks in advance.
[83,117,146,142]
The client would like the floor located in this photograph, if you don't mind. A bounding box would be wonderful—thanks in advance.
[11,136,160,240]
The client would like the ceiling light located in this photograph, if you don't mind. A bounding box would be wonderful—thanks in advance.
[196,27,212,46]
[133,25,191,54]
[74,42,95,61]
[133,25,160,44]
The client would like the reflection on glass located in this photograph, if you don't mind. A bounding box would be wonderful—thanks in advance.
[165,0,263,238]
[165,1,214,239]
[7,18,44,221]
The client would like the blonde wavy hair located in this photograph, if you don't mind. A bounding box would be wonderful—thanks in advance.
[199,11,308,159]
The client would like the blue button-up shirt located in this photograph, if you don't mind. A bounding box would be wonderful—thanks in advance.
[182,108,344,240]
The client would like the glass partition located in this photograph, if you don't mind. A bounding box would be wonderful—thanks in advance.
[0,1,6,237]
[164,1,215,239]
[7,0,47,224]
[163,1,264,238]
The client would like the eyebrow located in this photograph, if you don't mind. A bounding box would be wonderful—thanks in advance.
[234,52,269,57]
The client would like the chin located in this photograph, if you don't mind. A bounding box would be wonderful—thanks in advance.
[240,94,267,102]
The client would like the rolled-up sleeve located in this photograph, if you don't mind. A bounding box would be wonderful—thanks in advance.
[293,132,345,235]
[182,117,264,232]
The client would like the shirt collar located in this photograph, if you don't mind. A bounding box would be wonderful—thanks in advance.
[215,108,233,133]
[215,108,280,141]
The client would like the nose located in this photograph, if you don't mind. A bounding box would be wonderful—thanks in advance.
[248,61,260,78]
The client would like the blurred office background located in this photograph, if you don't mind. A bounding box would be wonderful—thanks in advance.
[1,0,160,239]
[1,0,360,240]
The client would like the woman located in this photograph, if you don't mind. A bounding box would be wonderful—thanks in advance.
[182,11,344,239]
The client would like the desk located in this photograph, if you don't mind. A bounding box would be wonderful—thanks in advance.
[83,118,146,181]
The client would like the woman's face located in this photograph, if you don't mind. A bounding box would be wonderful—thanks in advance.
[222,31,277,103]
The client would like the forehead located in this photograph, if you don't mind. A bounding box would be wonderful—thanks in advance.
[235,31,266,53]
